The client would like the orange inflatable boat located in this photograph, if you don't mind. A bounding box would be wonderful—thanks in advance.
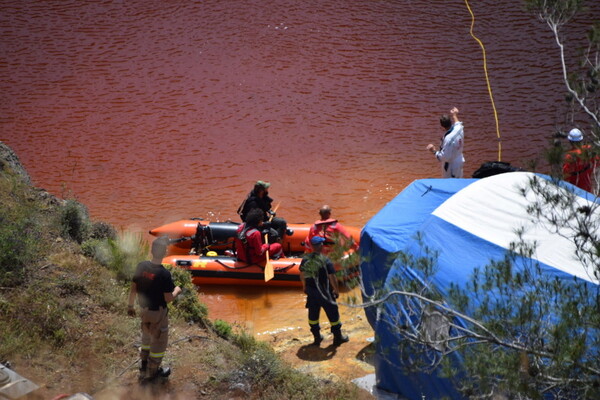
[151,218,361,287]
[163,254,302,287]
[149,219,361,256]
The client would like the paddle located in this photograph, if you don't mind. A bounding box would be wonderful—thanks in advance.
[263,202,281,282]
[264,234,274,282]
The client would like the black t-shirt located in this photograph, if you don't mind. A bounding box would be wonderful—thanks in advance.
[132,261,175,310]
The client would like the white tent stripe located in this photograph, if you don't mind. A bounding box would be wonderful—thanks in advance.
[432,172,599,284]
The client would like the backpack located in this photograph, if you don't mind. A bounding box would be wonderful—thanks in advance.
[236,226,258,263]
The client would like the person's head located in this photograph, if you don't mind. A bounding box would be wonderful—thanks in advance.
[310,235,326,252]
[245,208,265,228]
[440,114,452,130]
[151,236,169,259]
[568,128,583,146]
[319,205,332,220]
[254,180,270,197]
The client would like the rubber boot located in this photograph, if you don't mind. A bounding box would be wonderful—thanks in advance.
[332,331,349,346]
[138,360,148,381]
[144,360,171,384]
[311,332,324,346]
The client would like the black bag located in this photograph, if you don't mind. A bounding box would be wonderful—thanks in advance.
[472,161,522,179]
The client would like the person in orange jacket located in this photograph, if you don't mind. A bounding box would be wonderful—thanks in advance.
[305,205,356,254]
[562,128,598,193]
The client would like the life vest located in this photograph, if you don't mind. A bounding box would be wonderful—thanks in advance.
[235,225,258,263]
[563,145,598,193]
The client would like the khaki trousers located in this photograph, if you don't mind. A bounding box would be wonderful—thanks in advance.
[139,306,169,374]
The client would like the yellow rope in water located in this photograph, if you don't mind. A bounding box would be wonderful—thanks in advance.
[464,0,502,161]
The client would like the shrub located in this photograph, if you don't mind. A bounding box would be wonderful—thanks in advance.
[0,201,42,287]
[60,199,90,243]
[103,232,148,282]
[167,265,209,324]
[89,221,116,240]
[213,319,233,339]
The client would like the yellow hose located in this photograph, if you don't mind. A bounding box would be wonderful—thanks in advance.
[464,0,502,161]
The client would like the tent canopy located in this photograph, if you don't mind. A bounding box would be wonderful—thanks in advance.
[359,172,599,399]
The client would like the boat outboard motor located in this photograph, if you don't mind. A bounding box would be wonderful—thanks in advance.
[191,223,212,255]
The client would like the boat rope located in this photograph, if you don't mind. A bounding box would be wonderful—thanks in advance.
[273,262,297,272]
[464,0,502,161]
[215,259,254,269]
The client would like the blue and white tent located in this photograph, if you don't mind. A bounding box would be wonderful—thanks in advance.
[359,172,599,399]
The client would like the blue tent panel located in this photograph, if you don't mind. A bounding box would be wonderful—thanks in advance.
[360,172,600,400]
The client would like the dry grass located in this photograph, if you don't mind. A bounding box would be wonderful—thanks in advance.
[0,160,370,400]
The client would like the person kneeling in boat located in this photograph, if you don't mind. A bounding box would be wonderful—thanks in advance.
[305,205,357,254]
[300,236,349,347]
[235,208,283,264]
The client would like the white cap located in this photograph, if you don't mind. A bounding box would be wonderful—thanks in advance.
[568,128,583,142]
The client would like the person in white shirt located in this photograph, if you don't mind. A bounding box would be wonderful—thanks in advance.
[427,107,465,178]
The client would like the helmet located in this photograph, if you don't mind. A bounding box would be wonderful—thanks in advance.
[567,128,583,142]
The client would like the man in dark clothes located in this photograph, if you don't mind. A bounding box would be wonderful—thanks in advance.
[128,236,182,382]
[299,236,349,347]
[238,180,274,222]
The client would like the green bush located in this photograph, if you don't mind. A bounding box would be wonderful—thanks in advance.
[167,265,209,324]
[60,199,90,243]
[81,238,103,260]
[89,221,116,240]
[0,202,42,287]
[213,319,233,339]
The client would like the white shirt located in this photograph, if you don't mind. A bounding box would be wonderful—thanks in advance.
[435,121,465,178]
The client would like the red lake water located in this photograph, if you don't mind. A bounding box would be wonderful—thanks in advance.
[2,0,597,333]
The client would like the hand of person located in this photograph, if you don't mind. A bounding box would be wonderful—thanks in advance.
[268,210,276,217]
[426,144,435,153]
[450,107,459,114]
[173,286,182,298]
[127,305,136,317]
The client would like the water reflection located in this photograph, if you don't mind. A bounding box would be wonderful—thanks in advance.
[2,0,598,331]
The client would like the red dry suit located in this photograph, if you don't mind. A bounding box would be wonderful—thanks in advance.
[235,223,282,263]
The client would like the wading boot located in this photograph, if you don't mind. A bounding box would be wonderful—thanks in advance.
[332,331,349,346]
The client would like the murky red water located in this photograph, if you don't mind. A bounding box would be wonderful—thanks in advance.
[1,0,597,333]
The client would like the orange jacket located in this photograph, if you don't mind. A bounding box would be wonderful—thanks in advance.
[304,218,356,253]
[563,145,598,193]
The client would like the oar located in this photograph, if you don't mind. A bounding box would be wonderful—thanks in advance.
[263,202,280,282]
[264,233,274,282]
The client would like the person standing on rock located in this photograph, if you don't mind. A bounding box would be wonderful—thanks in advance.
[299,236,349,347]
[128,236,182,382]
